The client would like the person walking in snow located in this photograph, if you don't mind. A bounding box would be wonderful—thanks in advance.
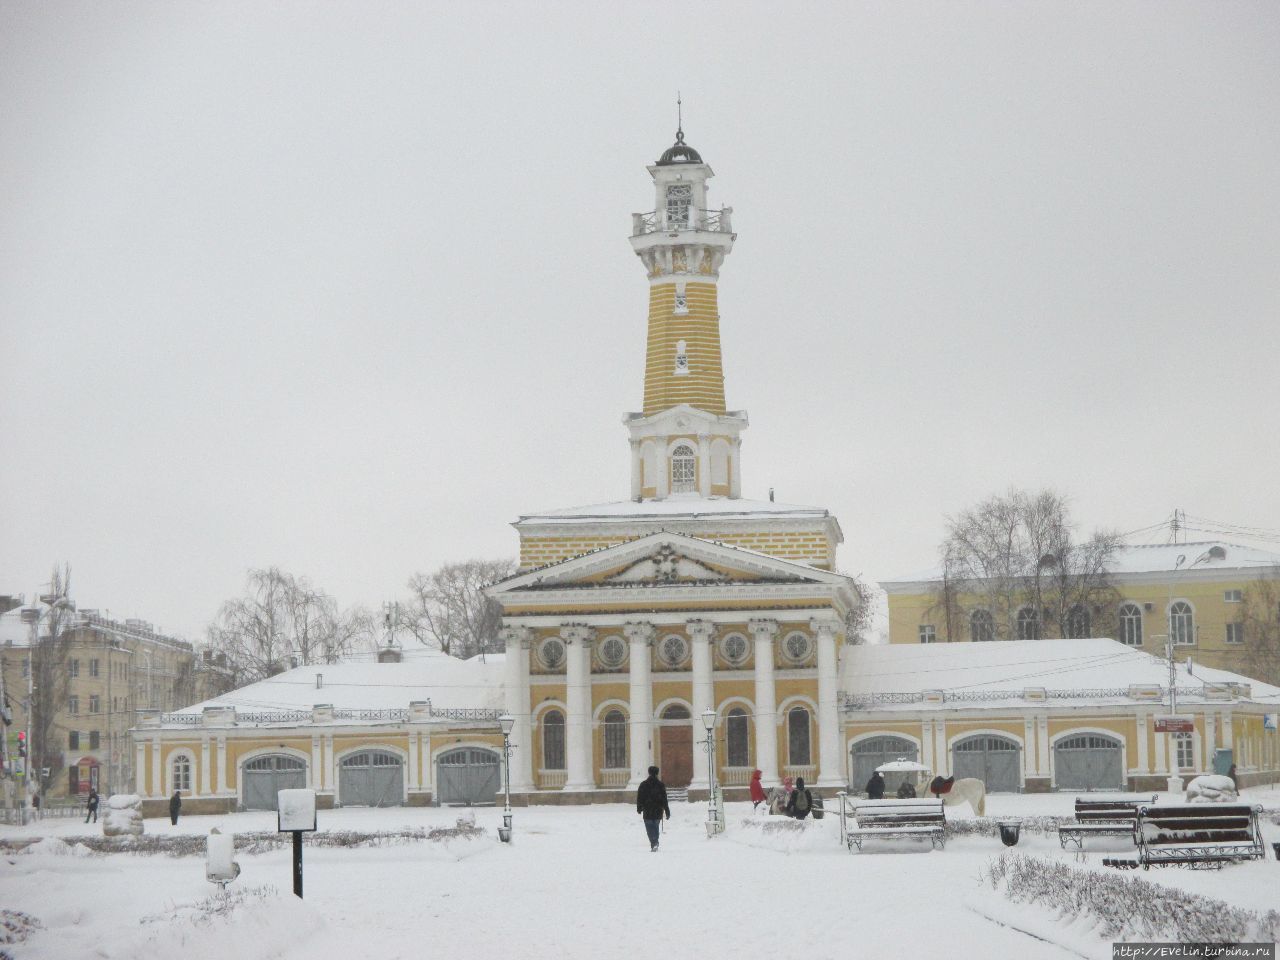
[85,789,99,823]
[785,777,814,820]
[865,770,885,800]
[169,789,182,826]
[748,769,767,811]
[636,766,670,851]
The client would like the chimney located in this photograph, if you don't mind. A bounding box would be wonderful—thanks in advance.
[377,646,402,664]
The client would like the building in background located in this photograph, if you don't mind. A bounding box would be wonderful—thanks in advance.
[1,605,233,802]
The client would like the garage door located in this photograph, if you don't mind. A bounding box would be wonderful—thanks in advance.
[1054,734,1123,791]
[339,750,404,807]
[243,754,306,810]
[436,748,500,806]
[952,735,1021,793]
[851,736,918,793]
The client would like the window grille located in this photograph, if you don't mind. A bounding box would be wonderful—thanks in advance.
[597,636,626,668]
[666,184,692,227]
[172,756,192,793]
[542,711,566,770]
[603,710,627,769]
[727,708,750,767]
[671,445,696,493]
[659,634,689,667]
[720,632,749,665]
[787,708,811,766]
[782,631,813,664]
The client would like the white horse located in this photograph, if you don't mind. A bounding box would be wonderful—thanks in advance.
[925,776,986,817]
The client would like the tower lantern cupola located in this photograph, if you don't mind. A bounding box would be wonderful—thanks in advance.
[624,108,746,503]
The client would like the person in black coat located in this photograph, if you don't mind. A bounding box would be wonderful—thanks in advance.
[785,777,815,820]
[85,789,100,823]
[635,766,670,851]
[169,790,182,825]
[865,771,886,800]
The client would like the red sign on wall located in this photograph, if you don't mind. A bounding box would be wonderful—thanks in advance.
[1154,716,1194,733]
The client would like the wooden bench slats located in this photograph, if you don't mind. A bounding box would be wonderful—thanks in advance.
[1058,794,1155,849]
[1135,804,1264,869]
[837,794,946,852]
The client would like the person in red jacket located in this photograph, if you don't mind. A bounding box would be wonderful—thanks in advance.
[748,769,767,811]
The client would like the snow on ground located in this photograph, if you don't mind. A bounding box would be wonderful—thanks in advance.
[3,790,1279,960]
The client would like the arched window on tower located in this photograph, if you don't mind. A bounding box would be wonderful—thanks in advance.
[674,340,688,375]
[671,444,696,493]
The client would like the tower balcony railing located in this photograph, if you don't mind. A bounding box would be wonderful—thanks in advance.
[631,207,733,237]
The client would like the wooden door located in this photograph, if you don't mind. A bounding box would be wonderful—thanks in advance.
[660,725,693,788]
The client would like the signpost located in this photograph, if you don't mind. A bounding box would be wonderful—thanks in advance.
[276,788,317,899]
[1154,715,1194,734]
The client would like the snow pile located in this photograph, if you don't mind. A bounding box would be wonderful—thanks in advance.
[1185,775,1238,803]
[103,794,144,837]
[22,837,75,856]
[730,815,840,855]
[128,885,325,959]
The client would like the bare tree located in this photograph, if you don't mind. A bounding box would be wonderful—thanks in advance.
[1240,575,1280,686]
[932,489,1121,641]
[839,574,877,645]
[402,559,516,659]
[29,564,76,798]
[206,568,376,683]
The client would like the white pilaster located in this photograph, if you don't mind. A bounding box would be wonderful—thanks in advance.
[408,731,420,790]
[1154,725,1169,774]
[151,736,162,798]
[934,719,949,776]
[811,618,843,787]
[200,738,211,796]
[629,440,642,499]
[1221,711,1233,749]
[1023,719,1036,779]
[215,736,226,795]
[325,734,337,796]
[657,449,670,499]
[697,434,711,497]
[1204,714,1216,768]
[1035,716,1050,777]
[562,625,595,791]
[625,623,655,789]
[135,741,147,796]
[730,439,742,497]
[749,619,780,785]
[501,626,536,791]
[920,720,935,773]
[687,620,716,791]
[1137,713,1150,773]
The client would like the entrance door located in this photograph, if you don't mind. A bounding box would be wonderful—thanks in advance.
[951,735,1021,793]
[339,750,405,807]
[436,748,501,805]
[660,726,693,787]
[243,755,306,810]
[1054,734,1123,791]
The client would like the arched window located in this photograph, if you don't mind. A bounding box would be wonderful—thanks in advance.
[671,444,696,493]
[172,755,192,793]
[1170,601,1195,646]
[1066,605,1091,639]
[1015,607,1041,641]
[787,707,811,766]
[603,709,627,769]
[542,710,566,770]
[727,707,750,768]
[969,609,995,642]
[1119,603,1143,646]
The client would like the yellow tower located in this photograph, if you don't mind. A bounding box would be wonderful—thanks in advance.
[626,114,746,501]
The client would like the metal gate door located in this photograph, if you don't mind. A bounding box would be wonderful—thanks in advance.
[436,748,500,805]
[952,735,1021,793]
[850,736,918,792]
[243,755,306,810]
[1054,734,1122,791]
[339,750,405,807]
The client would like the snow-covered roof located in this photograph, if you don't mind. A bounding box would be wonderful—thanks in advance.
[166,649,505,724]
[516,494,834,525]
[880,541,1280,587]
[841,637,1280,711]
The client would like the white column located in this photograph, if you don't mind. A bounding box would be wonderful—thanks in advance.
[311,736,322,791]
[687,620,716,791]
[697,434,711,497]
[920,720,935,773]
[749,619,780,785]
[407,731,420,791]
[934,719,949,776]
[200,738,211,796]
[562,625,595,791]
[215,736,226,795]
[625,623,654,789]
[1154,725,1169,774]
[1137,712,1150,773]
[657,448,670,499]
[1221,711,1233,749]
[1023,719,1036,780]
[135,741,147,796]
[1035,717,1050,777]
[1204,714,1216,770]
[730,439,742,497]
[629,440,642,499]
[325,734,337,796]
[811,618,843,787]
[501,626,535,791]
[151,736,162,798]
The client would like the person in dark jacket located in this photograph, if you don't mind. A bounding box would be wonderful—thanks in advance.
[896,780,917,799]
[866,771,886,800]
[169,790,182,826]
[785,777,814,820]
[748,769,767,811]
[636,766,670,851]
[85,789,100,823]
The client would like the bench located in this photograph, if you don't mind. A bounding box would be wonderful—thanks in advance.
[1058,794,1155,850]
[836,794,946,852]
[1134,803,1265,870]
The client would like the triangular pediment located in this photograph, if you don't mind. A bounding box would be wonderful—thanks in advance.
[488,530,850,596]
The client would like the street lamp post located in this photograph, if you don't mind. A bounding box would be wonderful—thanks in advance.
[701,708,719,837]
[498,713,515,843]
[1165,551,1212,793]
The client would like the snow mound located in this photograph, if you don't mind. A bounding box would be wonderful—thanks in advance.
[729,815,841,855]
[106,793,141,810]
[103,793,143,837]
[23,837,74,856]
[1185,775,1238,803]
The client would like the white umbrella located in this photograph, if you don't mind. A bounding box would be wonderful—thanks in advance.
[875,758,931,774]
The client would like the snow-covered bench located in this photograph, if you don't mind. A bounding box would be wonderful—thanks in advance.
[837,795,946,852]
[1057,794,1155,850]
[1134,803,1264,869]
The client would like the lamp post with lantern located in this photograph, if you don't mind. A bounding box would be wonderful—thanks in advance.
[498,713,515,842]
[701,708,721,836]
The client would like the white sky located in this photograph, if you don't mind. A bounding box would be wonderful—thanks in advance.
[2,1,1277,641]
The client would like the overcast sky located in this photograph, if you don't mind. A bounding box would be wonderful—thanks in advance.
[2,1,1277,641]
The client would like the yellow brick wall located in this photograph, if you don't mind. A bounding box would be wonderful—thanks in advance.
[644,282,726,415]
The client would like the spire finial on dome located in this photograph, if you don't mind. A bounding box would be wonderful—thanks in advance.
[675,92,684,145]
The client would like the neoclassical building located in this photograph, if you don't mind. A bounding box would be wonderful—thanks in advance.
[486,123,859,801]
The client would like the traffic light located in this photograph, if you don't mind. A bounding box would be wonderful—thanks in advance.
[17,731,26,758]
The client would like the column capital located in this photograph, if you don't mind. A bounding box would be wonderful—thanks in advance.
[809,617,841,639]
[559,624,595,645]
[623,622,655,644]
[500,625,533,649]
[685,619,716,641]
[747,618,779,640]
